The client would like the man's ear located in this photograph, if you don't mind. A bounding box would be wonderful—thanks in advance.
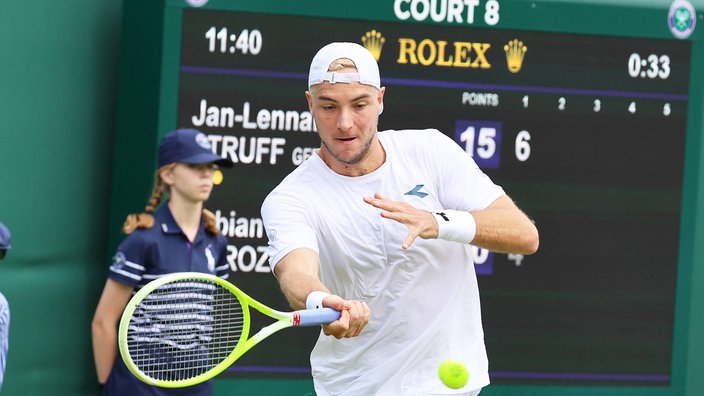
[377,87,385,115]
[305,90,314,112]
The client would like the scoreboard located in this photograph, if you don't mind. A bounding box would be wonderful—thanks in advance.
[110,0,704,395]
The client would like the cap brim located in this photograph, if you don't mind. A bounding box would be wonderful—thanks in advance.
[181,153,234,168]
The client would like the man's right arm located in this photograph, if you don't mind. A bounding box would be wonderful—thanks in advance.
[274,248,328,310]
[274,248,370,339]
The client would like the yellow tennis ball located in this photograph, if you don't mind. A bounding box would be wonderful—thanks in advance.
[438,359,469,389]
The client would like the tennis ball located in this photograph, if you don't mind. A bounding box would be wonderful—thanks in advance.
[438,359,469,389]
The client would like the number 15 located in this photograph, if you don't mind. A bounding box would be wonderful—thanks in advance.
[461,126,496,159]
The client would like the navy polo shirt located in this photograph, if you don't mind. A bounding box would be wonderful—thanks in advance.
[109,204,229,290]
[103,205,229,396]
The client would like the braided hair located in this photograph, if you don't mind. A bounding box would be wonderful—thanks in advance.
[122,164,219,235]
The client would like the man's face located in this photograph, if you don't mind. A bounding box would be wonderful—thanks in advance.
[306,80,385,170]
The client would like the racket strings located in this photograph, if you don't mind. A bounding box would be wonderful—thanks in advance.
[126,279,245,381]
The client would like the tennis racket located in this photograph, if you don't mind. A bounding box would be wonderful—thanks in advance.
[118,271,340,388]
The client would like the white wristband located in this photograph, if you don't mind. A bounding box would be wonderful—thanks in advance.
[306,291,331,310]
[432,210,477,244]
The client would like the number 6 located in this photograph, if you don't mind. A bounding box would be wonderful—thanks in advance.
[515,130,531,162]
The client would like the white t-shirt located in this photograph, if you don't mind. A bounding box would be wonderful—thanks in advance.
[261,129,505,395]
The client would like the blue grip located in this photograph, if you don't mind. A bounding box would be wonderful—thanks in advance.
[296,307,341,326]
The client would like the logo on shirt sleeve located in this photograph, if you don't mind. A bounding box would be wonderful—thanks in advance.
[111,252,127,270]
[205,245,216,273]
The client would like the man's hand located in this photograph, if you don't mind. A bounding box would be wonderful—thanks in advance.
[321,294,370,339]
[363,193,438,249]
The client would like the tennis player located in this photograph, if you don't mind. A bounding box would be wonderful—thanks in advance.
[91,128,233,395]
[261,42,539,395]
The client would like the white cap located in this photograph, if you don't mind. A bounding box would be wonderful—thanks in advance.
[308,42,381,90]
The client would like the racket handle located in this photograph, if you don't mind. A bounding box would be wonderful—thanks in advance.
[295,307,341,326]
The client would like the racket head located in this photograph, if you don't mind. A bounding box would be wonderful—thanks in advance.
[118,272,251,388]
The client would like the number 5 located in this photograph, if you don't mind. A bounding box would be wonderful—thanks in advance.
[476,127,496,159]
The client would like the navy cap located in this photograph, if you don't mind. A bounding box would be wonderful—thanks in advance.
[0,222,11,250]
[157,129,234,168]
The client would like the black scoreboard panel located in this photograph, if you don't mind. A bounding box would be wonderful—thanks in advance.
[113,1,704,394]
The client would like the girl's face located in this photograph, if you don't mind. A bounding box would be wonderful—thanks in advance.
[162,162,217,204]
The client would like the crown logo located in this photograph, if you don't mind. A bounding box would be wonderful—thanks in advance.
[503,39,527,73]
[361,30,386,61]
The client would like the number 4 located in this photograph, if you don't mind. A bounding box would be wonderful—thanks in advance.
[235,30,250,54]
